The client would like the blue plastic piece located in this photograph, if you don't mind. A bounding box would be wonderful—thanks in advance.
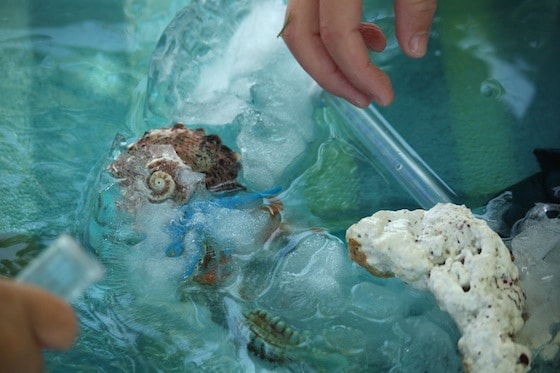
[165,187,282,278]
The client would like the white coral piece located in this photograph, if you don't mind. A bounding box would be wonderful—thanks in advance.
[346,203,531,373]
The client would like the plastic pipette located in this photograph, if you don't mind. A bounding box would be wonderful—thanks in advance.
[323,93,458,208]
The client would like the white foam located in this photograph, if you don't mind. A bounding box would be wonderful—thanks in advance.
[124,202,187,300]
[178,0,290,124]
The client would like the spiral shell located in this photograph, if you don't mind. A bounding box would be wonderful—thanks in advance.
[129,123,243,192]
[147,170,176,202]
[109,123,241,210]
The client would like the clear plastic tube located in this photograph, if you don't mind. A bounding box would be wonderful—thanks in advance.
[324,93,458,208]
[16,234,104,302]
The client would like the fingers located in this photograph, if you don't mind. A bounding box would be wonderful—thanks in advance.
[22,284,78,350]
[282,0,436,107]
[358,23,387,53]
[282,0,393,107]
[0,282,44,373]
[0,281,76,373]
[319,0,393,106]
[282,0,374,107]
[0,329,44,373]
[394,0,437,57]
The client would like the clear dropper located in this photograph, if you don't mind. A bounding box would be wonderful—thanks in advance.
[323,93,458,208]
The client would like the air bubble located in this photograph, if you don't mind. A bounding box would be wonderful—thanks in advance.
[480,79,505,100]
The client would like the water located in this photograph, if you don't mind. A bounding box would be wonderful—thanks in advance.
[0,0,558,371]
[371,0,560,207]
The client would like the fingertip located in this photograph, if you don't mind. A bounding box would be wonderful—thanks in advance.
[370,74,394,107]
[407,32,429,57]
[51,301,78,349]
[45,300,78,350]
[394,0,436,58]
[349,95,372,108]
[346,86,394,108]
[23,285,78,350]
[380,86,395,107]
[358,23,387,53]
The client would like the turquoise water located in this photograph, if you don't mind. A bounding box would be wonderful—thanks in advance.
[0,0,558,371]
[373,0,560,207]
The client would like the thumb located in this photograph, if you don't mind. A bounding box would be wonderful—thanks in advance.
[21,284,78,350]
[394,0,437,57]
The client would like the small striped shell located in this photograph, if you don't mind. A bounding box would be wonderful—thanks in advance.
[243,309,304,364]
[146,170,175,202]
[145,157,183,203]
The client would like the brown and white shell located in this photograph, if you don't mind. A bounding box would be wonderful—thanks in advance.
[109,143,205,206]
[128,123,243,193]
[109,124,244,208]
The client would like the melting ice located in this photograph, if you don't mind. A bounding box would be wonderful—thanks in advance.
[510,204,560,366]
[79,125,462,371]
[480,193,560,370]
[59,0,466,371]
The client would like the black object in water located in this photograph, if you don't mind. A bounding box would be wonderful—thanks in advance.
[495,148,560,231]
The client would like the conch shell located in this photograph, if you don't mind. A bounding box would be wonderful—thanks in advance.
[109,123,243,208]
[128,123,243,192]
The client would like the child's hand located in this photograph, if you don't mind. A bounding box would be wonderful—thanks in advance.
[281,0,437,107]
[0,280,77,373]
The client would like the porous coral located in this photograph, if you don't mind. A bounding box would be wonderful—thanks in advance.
[346,203,531,373]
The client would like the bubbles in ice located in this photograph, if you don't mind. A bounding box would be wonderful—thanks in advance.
[480,78,505,100]
[480,196,560,366]
[92,122,278,290]
[144,0,317,192]
[81,0,465,369]
[85,122,462,371]
[510,203,560,364]
[145,0,291,126]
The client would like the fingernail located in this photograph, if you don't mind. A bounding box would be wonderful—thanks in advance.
[367,95,382,107]
[409,32,428,57]
[349,95,370,108]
